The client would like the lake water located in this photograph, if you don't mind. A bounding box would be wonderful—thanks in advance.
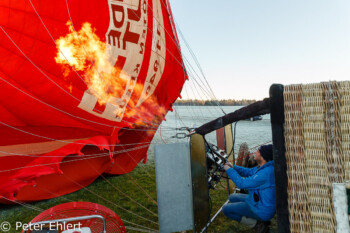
[148,106,272,159]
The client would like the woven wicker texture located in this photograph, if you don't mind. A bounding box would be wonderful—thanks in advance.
[339,82,350,181]
[284,84,312,232]
[283,81,350,233]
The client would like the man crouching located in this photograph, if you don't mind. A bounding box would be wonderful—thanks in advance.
[223,144,275,233]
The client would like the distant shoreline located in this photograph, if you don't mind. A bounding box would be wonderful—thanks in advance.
[174,99,256,106]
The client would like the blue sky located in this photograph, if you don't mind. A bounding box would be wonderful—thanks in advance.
[169,0,350,100]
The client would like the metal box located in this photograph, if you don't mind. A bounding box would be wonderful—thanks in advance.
[155,142,194,233]
[155,134,209,233]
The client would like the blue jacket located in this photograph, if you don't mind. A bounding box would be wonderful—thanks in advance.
[226,161,276,221]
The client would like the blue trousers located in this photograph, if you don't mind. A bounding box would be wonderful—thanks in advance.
[222,193,261,222]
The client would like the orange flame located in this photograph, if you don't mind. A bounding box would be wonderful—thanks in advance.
[55,21,167,125]
[55,21,127,105]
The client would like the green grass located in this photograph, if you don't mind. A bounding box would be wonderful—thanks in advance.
[0,161,276,233]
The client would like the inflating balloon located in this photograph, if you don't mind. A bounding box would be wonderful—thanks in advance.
[0,0,186,204]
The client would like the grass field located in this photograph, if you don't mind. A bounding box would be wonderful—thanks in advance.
[0,160,277,233]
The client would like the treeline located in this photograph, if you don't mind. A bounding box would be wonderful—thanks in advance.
[174,99,257,106]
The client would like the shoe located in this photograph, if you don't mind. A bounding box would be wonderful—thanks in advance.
[252,220,270,233]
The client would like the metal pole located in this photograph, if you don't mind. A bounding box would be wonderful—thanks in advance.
[200,200,230,233]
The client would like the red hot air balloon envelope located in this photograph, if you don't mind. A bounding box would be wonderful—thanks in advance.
[23,202,126,233]
[0,0,187,204]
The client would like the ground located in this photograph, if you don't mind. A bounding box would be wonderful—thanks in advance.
[0,162,277,233]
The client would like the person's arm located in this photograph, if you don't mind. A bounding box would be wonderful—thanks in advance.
[225,168,266,189]
[233,165,255,177]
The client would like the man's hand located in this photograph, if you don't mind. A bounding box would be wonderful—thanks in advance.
[224,162,233,171]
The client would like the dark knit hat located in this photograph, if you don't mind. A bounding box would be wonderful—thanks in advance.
[259,144,273,162]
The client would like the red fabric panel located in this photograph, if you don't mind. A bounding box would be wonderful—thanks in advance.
[216,128,225,150]
[0,0,187,203]
[28,202,126,233]
[0,136,111,202]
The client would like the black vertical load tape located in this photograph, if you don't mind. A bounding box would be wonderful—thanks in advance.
[269,84,290,233]
[347,188,350,214]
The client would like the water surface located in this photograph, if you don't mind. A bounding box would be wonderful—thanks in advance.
[148,106,272,159]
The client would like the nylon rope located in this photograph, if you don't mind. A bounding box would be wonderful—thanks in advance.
[57,173,159,225]
[176,21,222,104]
[0,120,155,147]
[0,76,163,131]
[0,1,246,230]
[62,0,208,139]
[36,159,160,221]
[28,0,165,128]
[0,145,150,173]
[181,84,205,123]
[3,0,222,131]
[32,159,160,229]
[119,167,158,205]
[124,226,158,233]
[1,0,218,133]
[159,0,226,114]
[99,173,158,217]
[117,0,223,122]
[0,26,175,130]
[186,77,219,119]
[2,194,158,232]
[62,0,162,128]
[63,0,200,128]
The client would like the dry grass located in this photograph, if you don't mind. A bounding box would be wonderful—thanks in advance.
[0,161,277,233]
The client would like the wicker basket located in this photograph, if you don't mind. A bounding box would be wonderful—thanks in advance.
[284,81,350,233]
